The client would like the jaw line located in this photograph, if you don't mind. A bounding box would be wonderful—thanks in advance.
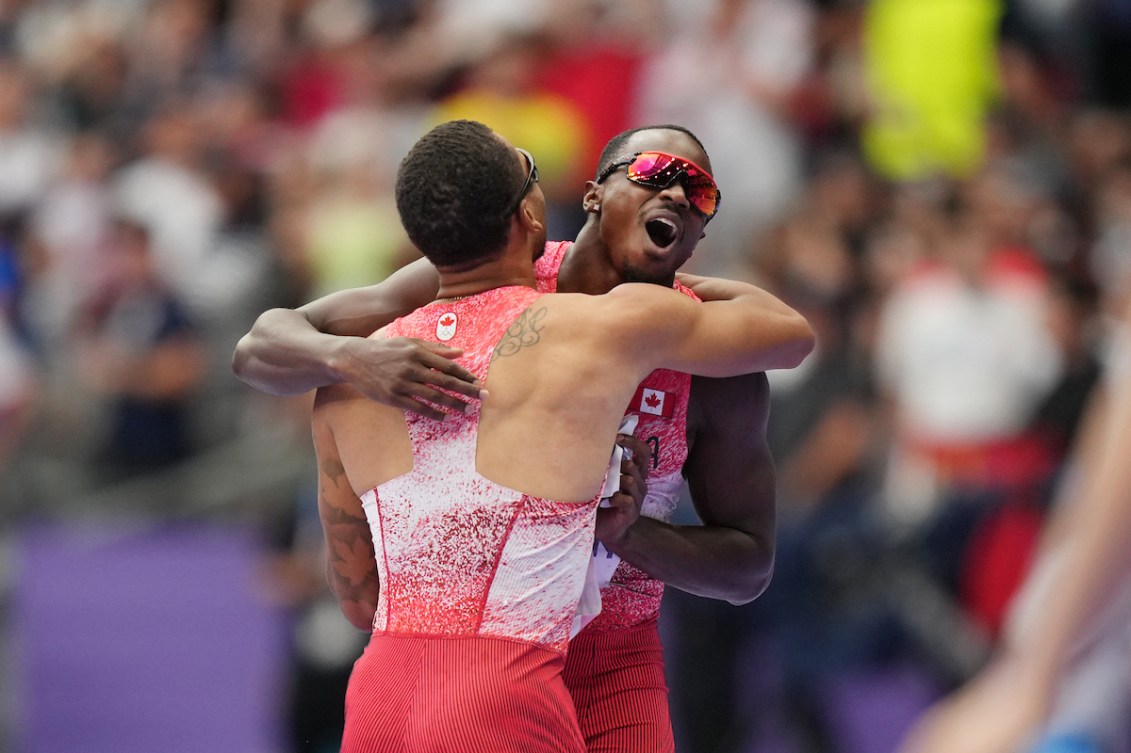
[622,259,677,287]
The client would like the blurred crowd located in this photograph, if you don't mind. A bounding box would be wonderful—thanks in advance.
[1,0,1130,752]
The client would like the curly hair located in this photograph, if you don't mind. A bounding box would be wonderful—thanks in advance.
[395,119,528,270]
[595,124,709,181]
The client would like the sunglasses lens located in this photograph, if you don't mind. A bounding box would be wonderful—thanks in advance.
[626,152,719,218]
[685,175,719,217]
[627,153,678,185]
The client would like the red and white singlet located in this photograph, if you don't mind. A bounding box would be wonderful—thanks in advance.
[535,241,695,630]
[341,285,596,753]
[536,241,696,753]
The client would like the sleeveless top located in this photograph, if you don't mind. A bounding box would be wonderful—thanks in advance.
[361,284,602,653]
[535,240,697,629]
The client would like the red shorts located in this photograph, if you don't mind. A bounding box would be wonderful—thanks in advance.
[563,619,674,753]
[342,633,586,753]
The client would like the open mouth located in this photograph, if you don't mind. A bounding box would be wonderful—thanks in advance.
[645,218,678,249]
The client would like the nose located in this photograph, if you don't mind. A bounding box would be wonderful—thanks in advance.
[657,178,691,211]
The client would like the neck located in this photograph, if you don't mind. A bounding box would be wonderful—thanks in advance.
[434,254,537,301]
[557,220,623,296]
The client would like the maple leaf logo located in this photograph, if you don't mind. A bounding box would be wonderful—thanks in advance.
[332,537,375,588]
[436,311,458,341]
[635,387,670,417]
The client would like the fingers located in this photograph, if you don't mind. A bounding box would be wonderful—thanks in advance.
[415,342,485,399]
[597,499,634,532]
[421,341,464,359]
[412,364,485,400]
[595,494,639,546]
[405,385,477,415]
[383,392,450,421]
[616,434,652,476]
[389,391,485,421]
[350,338,492,417]
[355,338,486,410]
[606,437,647,538]
[612,473,641,501]
[615,436,649,509]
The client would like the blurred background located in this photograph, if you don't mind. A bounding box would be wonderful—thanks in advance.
[0,0,1129,752]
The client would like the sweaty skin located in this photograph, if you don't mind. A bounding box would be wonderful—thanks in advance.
[233,128,812,603]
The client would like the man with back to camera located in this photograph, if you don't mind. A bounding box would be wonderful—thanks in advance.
[236,122,814,751]
[315,119,812,751]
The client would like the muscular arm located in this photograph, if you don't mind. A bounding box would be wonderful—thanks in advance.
[602,372,775,604]
[232,259,484,416]
[675,273,813,370]
[603,282,813,378]
[311,403,380,631]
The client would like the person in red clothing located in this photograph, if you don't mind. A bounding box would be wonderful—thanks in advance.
[236,124,813,751]
[309,119,812,752]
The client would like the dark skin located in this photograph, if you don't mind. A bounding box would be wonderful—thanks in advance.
[234,128,812,604]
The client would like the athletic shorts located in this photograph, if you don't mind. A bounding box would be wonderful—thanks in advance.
[563,618,674,753]
[341,633,586,753]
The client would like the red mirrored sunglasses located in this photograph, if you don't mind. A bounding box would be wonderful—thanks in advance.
[597,151,721,220]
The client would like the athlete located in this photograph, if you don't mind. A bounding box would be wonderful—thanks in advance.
[235,124,814,751]
[313,120,812,752]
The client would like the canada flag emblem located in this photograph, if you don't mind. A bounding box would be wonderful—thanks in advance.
[436,312,457,341]
[631,386,674,417]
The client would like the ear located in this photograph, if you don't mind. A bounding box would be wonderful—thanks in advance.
[582,181,602,213]
[518,198,544,234]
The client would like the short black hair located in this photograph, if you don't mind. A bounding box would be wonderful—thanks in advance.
[395,119,527,269]
[595,125,710,181]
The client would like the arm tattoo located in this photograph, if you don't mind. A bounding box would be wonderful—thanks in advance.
[493,305,547,360]
[320,490,379,605]
[321,455,348,489]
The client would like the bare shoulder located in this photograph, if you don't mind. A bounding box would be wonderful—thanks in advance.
[533,291,615,327]
[603,282,689,305]
[573,284,692,328]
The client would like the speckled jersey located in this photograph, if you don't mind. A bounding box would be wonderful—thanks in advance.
[535,241,696,630]
[340,285,593,753]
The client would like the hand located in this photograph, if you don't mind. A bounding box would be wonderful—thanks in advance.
[596,434,652,547]
[335,336,486,420]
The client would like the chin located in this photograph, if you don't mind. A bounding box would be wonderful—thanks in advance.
[622,264,676,287]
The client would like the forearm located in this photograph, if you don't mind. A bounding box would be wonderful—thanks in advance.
[628,372,778,603]
[325,557,379,631]
[680,274,815,370]
[314,414,382,630]
[1010,378,1131,689]
[233,307,359,395]
[603,516,773,604]
[233,260,442,396]
[678,273,795,315]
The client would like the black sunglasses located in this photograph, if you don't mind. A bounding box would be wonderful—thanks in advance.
[503,147,539,216]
